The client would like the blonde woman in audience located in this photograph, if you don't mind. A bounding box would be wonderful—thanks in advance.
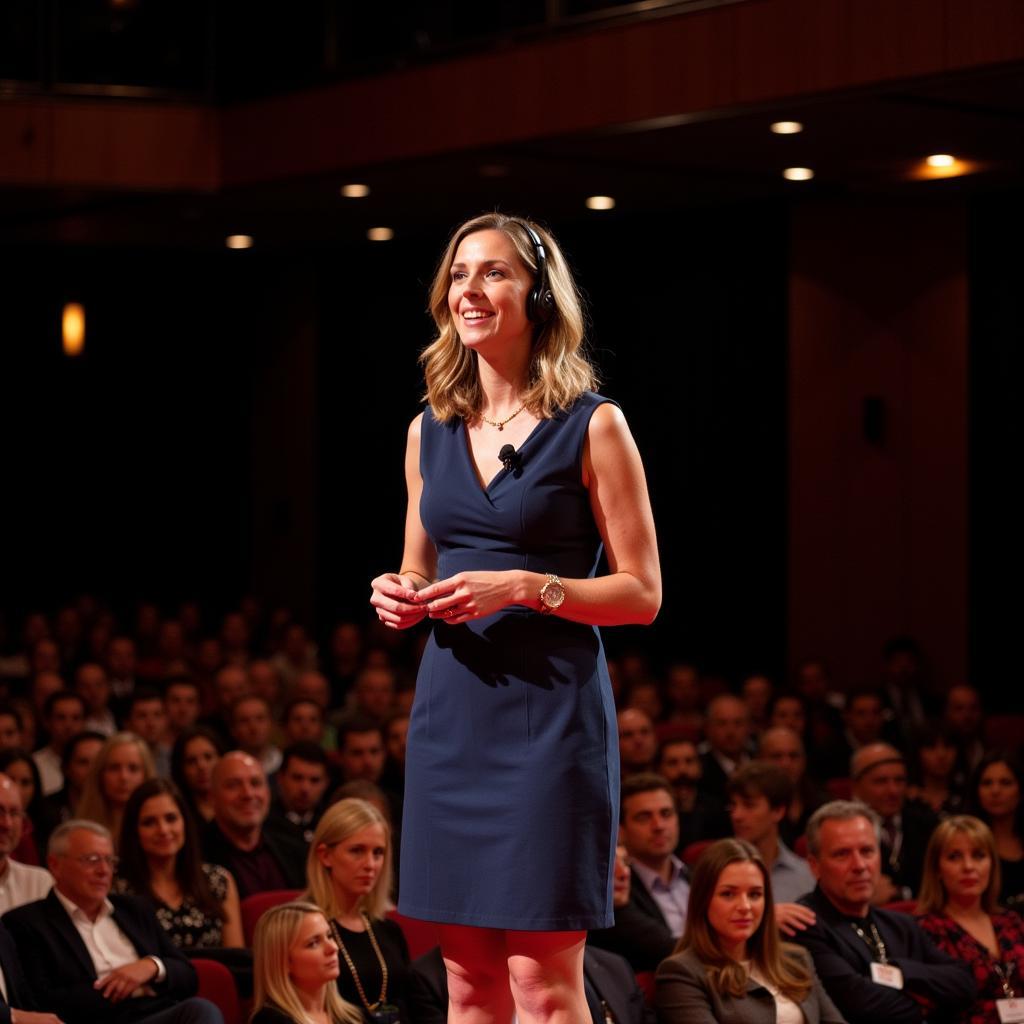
[76,730,154,845]
[917,815,1024,1024]
[304,799,411,1023]
[251,900,362,1024]
[656,838,845,1024]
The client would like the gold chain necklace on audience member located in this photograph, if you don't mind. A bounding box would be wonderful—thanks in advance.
[480,404,525,431]
[330,913,389,1011]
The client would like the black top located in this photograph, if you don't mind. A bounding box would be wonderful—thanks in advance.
[331,916,411,1024]
[250,1007,299,1024]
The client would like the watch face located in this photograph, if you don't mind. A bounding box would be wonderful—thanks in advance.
[543,581,565,608]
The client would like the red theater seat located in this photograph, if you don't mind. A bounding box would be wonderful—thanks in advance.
[193,958,241,1024]
[240,889,302,945]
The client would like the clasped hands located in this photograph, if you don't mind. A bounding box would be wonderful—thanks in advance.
[93,958,159,1003]
[370,570,516,629]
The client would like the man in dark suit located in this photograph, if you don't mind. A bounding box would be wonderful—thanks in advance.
[793,800,973,1024]
[0,918,58,1024]
[698,694,752,802]
[588,775,683,970]
[850,743,937,902]
[410,943,653,1024]
[200,752,306,899]
[2,820,221,1024]
[265,742,332,847]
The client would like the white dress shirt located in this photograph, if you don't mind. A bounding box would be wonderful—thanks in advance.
[32,745,64,796]
[0,856,53,914]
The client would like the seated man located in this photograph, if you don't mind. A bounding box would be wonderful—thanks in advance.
[698,694,753,801]
[792,800,973,1024]
[3,820,222,1024]
[200,751,306,899]
[265,742,331,846]
[850,743,937,902]
[617,709,657,775]
[727,760,816,904]
[656,737,730,848]
[0,773,53,914]
[0,917,53,1024]
[588,775,682,970]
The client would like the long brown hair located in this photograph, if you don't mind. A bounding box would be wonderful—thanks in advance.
[917,815,1002,915]
[678,838,812,1002]
[421,212,597,422]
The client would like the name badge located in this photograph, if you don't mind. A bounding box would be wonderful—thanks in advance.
[997,999,1024,1023]
[870,963,904,989]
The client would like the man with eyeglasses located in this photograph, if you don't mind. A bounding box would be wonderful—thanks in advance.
[2,820,222,1024]
[0,773,53,914]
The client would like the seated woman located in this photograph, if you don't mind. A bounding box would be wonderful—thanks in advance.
[304,798,412,1024]
[968,751,1024,909]
[252,900,362,1024]
[907,723,964,818]
[0,748,44,864]
[76,730,154,844]
[115,777,244,950]
[917,815,1024,1024]
[170,726,224,824]
[656,837,845,1024]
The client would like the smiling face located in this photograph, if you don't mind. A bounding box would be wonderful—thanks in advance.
[448,229,533,350]
[137,792,185,860]
[316,822,387,907]
[707,860,765,959]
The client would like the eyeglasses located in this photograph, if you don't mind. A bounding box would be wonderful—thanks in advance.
[74,853,119,870]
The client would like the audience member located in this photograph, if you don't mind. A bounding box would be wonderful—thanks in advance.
[29,672,64,728]
[228,696,281,776]
[281,698,327,749]
[907,723,964,818]
[272,625,317,693]
[106,635,138,713]
[700,695,753,802]
[32,690,86,796]
[382,713,409,790]
[76,732,156,845]
[758,725,826,848]
[916,815,1024,1024]
[335,719,386,787]
[163,678,202,747]
[945,685,986,777]
[741,673,774,734]
[663,662,703,737]
[201,751,306,899]
[325,622,363,708]
[348,668,396,726]
[0,917,49,1024]
[4,819,223,1024]
[0,749,45,864]
[968,751,1024,909]
[35,729,106,852]
[656,838,843,1024]
[727,761,816,909]
[202,666,249,749]
[75,662,117,736]
[170,728,223,825]
[115,778,243,950]
[793,800,974,1024]
[656,738,730,848]
[267,743,331,847]
[880,635,935,739]
[617,708,657,775]
[0,704,22,750]
[126,689,172,778]
[0,773,52,913]
[820,691,886,779]
[247,662,284,717]
[623,680,664,725]
[304,799,412,1024]
[851,743,938,902]
[250,900,361,1024]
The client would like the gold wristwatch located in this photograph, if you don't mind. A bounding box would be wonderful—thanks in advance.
[538,573,566,614]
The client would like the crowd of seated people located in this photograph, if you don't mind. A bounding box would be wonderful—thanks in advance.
[0,599,1021,1023]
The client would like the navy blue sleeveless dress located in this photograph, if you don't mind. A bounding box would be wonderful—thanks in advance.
[398,391,620,931]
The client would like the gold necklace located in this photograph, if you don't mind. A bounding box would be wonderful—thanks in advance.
[330,913,389,1011]
[480,404,525,431]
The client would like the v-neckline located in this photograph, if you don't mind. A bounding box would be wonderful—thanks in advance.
[462,417,547,494]
[945,911,1006,960]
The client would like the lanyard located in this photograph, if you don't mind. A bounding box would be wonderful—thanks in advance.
[850,920,889,964]
[994,962,1017,999]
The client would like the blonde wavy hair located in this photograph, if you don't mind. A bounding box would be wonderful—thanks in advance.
[251,900,361,1024]
[676,838,812,1003]
[75,731,155,846]
[421,212,597,422]
[304,798,393,921]
[917,815,1002,915]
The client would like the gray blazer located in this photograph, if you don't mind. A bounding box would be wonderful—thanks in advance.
[655,946,847,1024]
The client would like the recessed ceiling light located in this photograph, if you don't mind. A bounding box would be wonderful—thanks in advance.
[62,303,85,357]
[225,235,253,249]
[926,154,955,168]
[585,195,616,210]
[367,227,394,242]
[782,167,815,181]
[341,183,371,198]
[770,121,804,135]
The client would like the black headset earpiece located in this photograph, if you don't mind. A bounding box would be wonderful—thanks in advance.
[519,222,556,325]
